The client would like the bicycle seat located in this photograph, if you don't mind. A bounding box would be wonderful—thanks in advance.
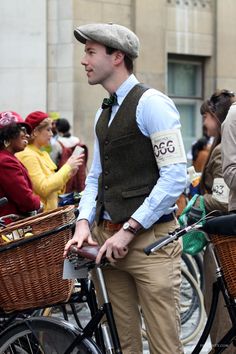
[70,244,100,261]
[203,214,236,236]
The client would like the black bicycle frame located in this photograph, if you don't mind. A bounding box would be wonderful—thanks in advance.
[64,266,122,354]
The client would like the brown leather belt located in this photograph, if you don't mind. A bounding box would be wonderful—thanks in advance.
[102,220,123,232]
[101,213,175,233]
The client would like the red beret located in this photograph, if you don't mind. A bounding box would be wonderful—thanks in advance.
[0,111,32,133]
[25,111,49,131]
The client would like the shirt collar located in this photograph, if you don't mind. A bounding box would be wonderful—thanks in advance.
[116,74,139,106]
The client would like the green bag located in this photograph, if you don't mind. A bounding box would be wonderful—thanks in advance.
[178,194,207,255]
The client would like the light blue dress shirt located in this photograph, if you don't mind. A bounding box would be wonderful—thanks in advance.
[78,74,187,229]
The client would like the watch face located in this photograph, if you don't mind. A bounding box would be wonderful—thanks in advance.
[123,222,137,234]
[123,222,130,230]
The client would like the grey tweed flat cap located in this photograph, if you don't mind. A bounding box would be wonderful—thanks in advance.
[74,23,139,59]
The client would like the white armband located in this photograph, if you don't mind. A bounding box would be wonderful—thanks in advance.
[151,128,187,168]
[212,178,229,204]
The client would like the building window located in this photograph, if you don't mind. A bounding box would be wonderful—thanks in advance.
[168,55,204,160]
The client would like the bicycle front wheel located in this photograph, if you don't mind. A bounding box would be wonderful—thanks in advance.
[0,316,101,354]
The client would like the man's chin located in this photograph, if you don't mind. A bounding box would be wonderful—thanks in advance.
[88,80,98,85]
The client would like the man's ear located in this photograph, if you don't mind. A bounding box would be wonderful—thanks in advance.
[113,50,125,65]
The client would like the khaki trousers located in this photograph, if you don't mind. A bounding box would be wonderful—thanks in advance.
[92,220,183,354]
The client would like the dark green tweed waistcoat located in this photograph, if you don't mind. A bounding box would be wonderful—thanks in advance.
[95,84,159,224]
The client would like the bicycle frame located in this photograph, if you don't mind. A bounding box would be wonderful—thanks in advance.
[144,214,236,353]
[192,243,236,354]
[64,251,122,354]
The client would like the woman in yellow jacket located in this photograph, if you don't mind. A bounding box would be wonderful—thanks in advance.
[16,111,84,211]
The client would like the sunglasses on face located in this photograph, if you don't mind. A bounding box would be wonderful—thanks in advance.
[19,126,28,135]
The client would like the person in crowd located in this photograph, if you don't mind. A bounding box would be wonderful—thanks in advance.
[40,111,60,154]
[222,98,236,213]
[191,135,210,173]
[0,111,41,222]
[221,98,236,353]
[190,90,236,353]
[64,23,187,354]
[176,133,210,214]
[50,118,88,193]
[16,111,84,211]
[57,118,80,145]
[49,111,60,145]
[50,118,81,165]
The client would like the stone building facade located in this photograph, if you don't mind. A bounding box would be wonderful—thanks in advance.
[0,0,235,161]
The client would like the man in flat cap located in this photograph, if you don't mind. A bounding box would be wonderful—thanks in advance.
[65,23,186,353]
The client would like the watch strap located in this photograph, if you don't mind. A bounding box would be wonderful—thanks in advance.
[123,222,140,235]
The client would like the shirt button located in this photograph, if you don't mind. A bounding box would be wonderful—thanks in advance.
[104,185,109,190]
[105,140,109,145]
[105,171,109,175]
[104,155,109,160]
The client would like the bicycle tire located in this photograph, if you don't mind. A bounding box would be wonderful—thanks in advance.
[181,254,205,325]
[39,303,87,331]
[181,253,199,283]
[180,268,205,345]
[182,252,205,291]
[192,252,205,291]
[0,316,102,354]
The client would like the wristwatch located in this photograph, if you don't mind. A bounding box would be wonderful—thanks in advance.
[123,222,139,235]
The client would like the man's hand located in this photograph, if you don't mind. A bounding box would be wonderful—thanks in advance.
[96,228,134,264]
[63,219,98,258]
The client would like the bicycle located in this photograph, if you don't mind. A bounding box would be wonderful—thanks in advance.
[144,212,236,353]
[42,251,205,346]
[0,240,205,354]
[0,199,204,352]
[0,200,101,351]
[35,232,204,347]
[0,244,121,353]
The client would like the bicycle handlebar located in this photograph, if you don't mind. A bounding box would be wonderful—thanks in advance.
[144,213,236,255]
[144,224,201,255]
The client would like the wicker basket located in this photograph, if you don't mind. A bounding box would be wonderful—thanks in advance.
[210,234,236,298]
[0,205,75,313]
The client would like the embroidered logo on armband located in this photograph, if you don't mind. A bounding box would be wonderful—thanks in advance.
[151,128,187,168]
[212,178,229,204]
